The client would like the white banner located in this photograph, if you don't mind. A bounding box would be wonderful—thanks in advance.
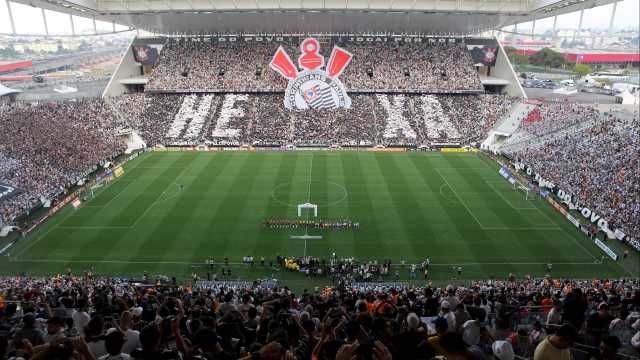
[511,159,637,251]
[594,239,618,261]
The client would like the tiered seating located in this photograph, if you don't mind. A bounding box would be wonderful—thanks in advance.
[117,93,514,147]
[146,39,483,93]
[0,100,125,225]
[504,103,639,246]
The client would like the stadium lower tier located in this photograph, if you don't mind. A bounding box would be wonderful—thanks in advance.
[115,93,513,147]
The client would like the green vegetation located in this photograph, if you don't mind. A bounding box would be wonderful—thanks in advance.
[504,46,530,66]
[1,152,635,284]
[529,48,566,69]
[573,63,593,76]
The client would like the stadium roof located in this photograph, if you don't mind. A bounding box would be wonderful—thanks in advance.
[8,0,618,34]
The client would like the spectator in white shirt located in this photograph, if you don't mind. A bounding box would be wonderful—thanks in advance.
[546,301,563,326]
[439,300,456,332]
[108,311,140,355]
[73,298,91,337]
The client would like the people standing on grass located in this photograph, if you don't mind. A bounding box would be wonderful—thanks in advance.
[263,218,360,231]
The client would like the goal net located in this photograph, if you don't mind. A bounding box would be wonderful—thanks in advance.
[88,183,104,200]
[513,180,534,201]
[499,165,534,201]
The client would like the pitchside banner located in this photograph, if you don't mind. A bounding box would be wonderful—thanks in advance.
[0,183,19,201]
[595,239,618,261]
[511,160,638,251]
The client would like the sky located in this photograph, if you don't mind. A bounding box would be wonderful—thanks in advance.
[504,0,640,34]
[0,0,638,35]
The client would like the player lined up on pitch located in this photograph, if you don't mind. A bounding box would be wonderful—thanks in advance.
[263,218,360,230]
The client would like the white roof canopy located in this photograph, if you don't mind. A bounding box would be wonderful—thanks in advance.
[6,0,618,34]
[0,83,22,97]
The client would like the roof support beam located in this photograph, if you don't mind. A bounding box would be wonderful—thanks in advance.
[607,0,617,34]
[5,0,16,35]
[62,0,98,11]
[573,8,583,41]
[531,17,535,38]
[41,7,49,36]
[70,13,75,35]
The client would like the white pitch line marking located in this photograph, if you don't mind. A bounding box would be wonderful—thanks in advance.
[434,168,486,229]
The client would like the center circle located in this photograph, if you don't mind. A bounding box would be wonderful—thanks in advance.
[271,180,348,208]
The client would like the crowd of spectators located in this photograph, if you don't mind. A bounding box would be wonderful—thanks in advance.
[117,93,513,147]
[0,272,638,360]
[145,39,483,93]
[0,100,126,226]
[111,94,146,130]
[503,101,601,149]
[509,105,639,248]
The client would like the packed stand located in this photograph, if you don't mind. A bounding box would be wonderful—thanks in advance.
[146,39,483,93]
[510,109,639,248]
[501,101,601,151]
[111,94,147,130]
[0,100,126,225]
[340,43,482,93]
[116,93,513,147]
[0,273,638,359]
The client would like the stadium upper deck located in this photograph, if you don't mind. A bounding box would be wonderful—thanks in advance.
[145,39,484,93]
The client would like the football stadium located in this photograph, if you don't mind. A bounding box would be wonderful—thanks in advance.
[0,0,639,358]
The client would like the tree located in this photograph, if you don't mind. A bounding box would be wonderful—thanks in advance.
[503,46,517,55]
[529,48,566,68]
[511,53,530,65]
[504,46,530,65]
[573,63,593,76]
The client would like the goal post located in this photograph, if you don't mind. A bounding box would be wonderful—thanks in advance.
[292,203,322,257]
[499,165,534,201]
[297,203,318,218]
[516,183,532,201]
[89,183,104,200]
[513,179,535,201]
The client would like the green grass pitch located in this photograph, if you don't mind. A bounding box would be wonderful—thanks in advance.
[2,151,637,284]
